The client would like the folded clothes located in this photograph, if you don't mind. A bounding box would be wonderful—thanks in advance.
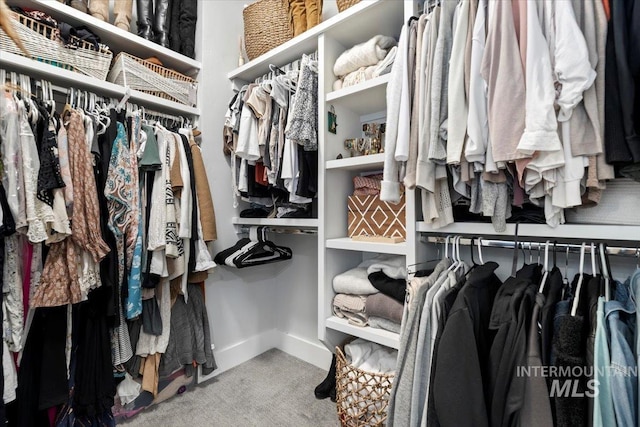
[368,271,406,303]
[365,293,403,324]
[353,174,382,196]
[333,35,397,77]
[333,294,368,326]
[360,254,407,280]
[368,316,401,334]
[333,267,379,295]
[333,46,398,91]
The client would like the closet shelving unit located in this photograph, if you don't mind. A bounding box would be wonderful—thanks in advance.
[318,0,415,351]
[1,0,200,116]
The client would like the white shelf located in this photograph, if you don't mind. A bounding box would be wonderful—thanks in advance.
[416,221,640,242]
[0,52,199,116]
[232,217,318,229]
[326,153,385,171]
[8,0,201,76]
[326,316,399,349]
[326,237,407,255]
[228,0,403,82]
[326,75,390,115]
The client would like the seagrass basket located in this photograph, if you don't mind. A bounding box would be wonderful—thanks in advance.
[0,11,112,80]
[108,52,197,106]
[337,0,361,12]
[335,344,394,427]
[243,0,294,61]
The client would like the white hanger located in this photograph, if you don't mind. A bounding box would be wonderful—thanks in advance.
[570,243,587,316]
[454,236,465,273]
[538,240,551,294]
[599,243,611,301]
[477,237,485,265]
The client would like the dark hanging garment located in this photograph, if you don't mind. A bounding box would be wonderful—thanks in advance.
[540,267,564,366]
[433,262,502,427]
[168,0,197,58]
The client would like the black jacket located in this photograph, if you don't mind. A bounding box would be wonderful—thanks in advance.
[433,262,502,427]
[169,0,197,59]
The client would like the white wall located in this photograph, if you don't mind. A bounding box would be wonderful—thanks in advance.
[196,0,333,377]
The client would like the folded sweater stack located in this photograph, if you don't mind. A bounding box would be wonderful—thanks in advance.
[331,255,407,332]
[333,35,398,91]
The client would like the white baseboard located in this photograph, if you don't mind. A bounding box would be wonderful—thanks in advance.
[198,329,332,383]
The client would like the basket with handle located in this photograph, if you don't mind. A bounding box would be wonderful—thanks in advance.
[243,0,294,61]
[0,11,112,80]
[108,52,198,106]
[337,0,361,12]
[335,342,395,427]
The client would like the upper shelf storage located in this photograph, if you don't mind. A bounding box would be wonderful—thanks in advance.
[0,52,200,116]
[326,153,385,171]
[227,0,404,82]
[7,0,201,76]
[326,74,390,115]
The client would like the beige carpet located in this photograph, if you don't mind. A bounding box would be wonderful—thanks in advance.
[119,349,339,426]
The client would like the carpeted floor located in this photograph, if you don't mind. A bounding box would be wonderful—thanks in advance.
[119,349,339,426]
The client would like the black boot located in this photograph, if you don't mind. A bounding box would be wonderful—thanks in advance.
[153,0,170,48]
[136,0,154,40]
[314,354,337,400]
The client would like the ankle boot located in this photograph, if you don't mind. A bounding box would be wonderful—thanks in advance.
[288,0,307,37]
[153,0,170,48]
[88,0,109,22]
[113,0,133,31]
[136,0,154,40]
[314,353,337,399]
[305,0,322,29]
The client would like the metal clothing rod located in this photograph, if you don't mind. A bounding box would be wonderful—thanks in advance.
[423,236,640,258]
[237,226,317,235]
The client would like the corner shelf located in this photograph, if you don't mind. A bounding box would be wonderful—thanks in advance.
[416,221,640,243]
[326,74,390,115]
[8,0,201,76]
[326,153,385,171]
[326,316,399,349]
[326,237,407,255]
[0,52,199,116]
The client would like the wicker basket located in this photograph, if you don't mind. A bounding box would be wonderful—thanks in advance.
[335,344,394,427]
[108,52,198,106]
[0,11,112,80]
[243,0,294,61]
[337,0,361,12]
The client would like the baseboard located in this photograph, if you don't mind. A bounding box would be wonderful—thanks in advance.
[273,331,332,370]
[198,329,279,383]
[198,329,332,384]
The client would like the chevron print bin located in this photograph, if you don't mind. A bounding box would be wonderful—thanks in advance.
[347,195,406,240]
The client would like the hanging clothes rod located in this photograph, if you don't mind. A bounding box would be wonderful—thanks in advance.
[254,50,318,83]
[422,236,640,258]
[236,225,317,235]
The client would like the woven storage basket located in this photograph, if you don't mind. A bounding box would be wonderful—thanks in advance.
[108,52,197,106]
[337,0,361,12]
[335,344,394,427]
[0,11,112,80]
[243,0,293,61]
[565,179,640,226]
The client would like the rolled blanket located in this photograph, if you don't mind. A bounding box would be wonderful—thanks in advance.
[360,254,407,279]
[333,268,379,295]
[333,35,397,77]
[368,316,401,334]
[368,271,406,303]
[333,294,368,326]
[365,293,403,323]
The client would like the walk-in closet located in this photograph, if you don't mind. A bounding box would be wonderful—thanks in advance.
[0,0,639,425]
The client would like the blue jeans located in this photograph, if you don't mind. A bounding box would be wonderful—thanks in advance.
[605,280,637,427]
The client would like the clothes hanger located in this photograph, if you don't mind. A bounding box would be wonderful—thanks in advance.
[599,242,611,301]
[510,223,521,278]
[454,236,466,273]
[477,237,485,265]
[538,241,551,294]
[570,242,587,316]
